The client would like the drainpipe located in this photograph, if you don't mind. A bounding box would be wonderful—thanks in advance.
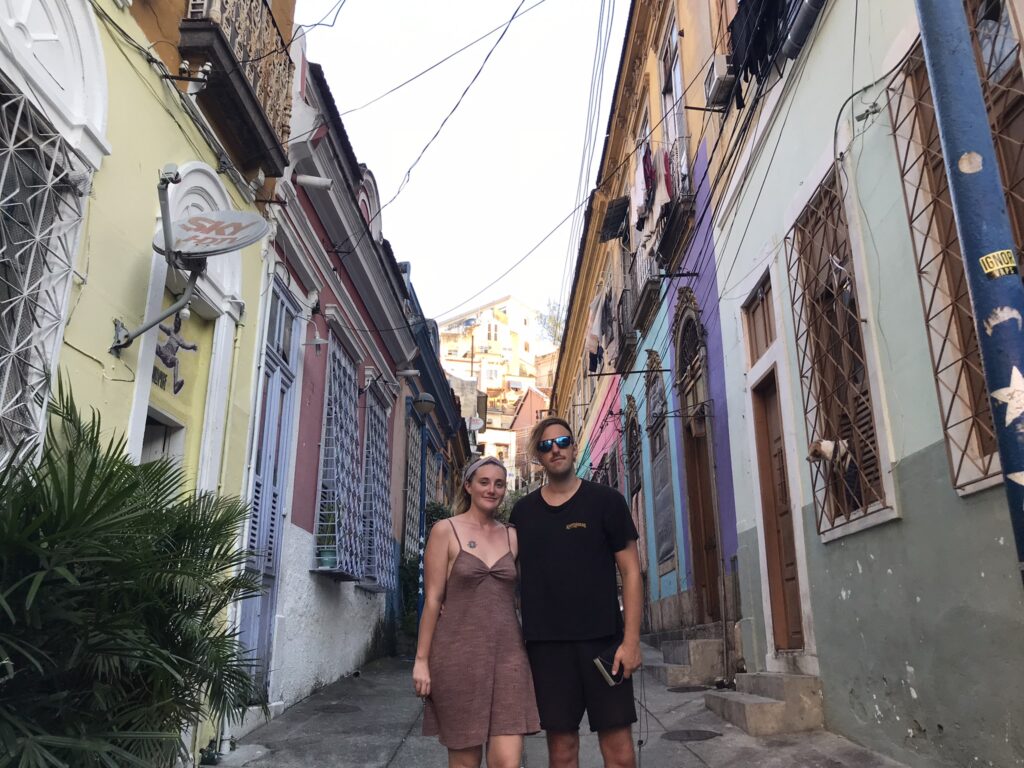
[914,0,1024,586]
[782,0,827,60]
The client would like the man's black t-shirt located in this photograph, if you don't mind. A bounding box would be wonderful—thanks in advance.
[510,479,639,643]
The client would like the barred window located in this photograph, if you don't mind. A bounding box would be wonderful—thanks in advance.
[887,0,1021,490]
[646,352,675,565]
[0,83,84,456]
[315,339,363,576]
[785,170,887,534]
[359,395,395,591]
[626,407,643,494]
[403,415,423,559]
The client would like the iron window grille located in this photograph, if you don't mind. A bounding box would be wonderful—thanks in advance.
[626,402,643,495]
[785,170,888,534]
[403,416,423,558]
[427,449,443,505]
[359,395,395,591]
[886,0,1020,491]
[645,351,675,565]
[0,81,85,459]
[677,314,711,431]
[315,338,363,576]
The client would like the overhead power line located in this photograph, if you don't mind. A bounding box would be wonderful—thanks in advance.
[341,0,550,116]
[383,0,528,206]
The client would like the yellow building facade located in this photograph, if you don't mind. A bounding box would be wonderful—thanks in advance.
[0,0,290,758]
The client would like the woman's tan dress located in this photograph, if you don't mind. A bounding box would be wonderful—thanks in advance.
[422,521,540,749]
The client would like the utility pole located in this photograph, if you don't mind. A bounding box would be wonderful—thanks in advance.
[915,0,1024,585]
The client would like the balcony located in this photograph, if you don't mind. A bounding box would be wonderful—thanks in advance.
[179,0,293,176]
[657,139,697,273]
[629,245,661,335]
[615,289,638,373]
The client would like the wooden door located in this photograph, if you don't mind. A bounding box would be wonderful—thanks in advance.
[753,372,804,650]
[683,423,721,623]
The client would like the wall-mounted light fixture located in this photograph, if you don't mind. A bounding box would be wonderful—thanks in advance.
[413,392,436,417]
[295,174,334,191]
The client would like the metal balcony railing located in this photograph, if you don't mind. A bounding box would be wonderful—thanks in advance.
[185,0,293,147]
[629,245,661,333]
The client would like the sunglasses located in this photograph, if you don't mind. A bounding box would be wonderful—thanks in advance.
[537,435,574,453]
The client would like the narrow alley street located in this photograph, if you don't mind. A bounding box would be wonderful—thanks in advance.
[221,651,906,768]
[6,0,1024,766]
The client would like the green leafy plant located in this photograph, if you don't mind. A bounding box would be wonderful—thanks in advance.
[0,384,265,767]
[396,502,452,639]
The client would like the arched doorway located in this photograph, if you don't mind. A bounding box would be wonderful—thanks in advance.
[675,296,722,624]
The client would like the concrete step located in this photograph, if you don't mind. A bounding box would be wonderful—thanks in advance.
[705,672,824,736]
[704,691,787,736]
[643,638,724,687]
[737,672,824,731]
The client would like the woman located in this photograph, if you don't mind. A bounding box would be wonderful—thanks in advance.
[414,456,539,768]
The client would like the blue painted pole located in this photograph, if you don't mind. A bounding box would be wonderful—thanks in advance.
[915,0,1024,585]
[417,418,428,619]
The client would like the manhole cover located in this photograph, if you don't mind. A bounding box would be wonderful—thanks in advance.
[667,685,709,693]
[663,729,721,742]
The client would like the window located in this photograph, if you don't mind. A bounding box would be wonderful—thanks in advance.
[785,170,887,534]
[403,414,423,558]
[524,341,530,353]
[646,352,675,566]
[359,394,395,590]
[608,448,620,492]
[886,0,1018,490]
[743,275,776,365]
[0,81,84,457]
[627,409,643,495]
[315,338,364,575]
[660,17,690,196]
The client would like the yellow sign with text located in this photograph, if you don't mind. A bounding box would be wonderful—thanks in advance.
[979,249,1018,280]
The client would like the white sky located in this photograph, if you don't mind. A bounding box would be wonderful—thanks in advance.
[300,0,628,322]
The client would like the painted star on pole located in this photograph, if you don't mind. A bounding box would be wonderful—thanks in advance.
[991,365,1024,426]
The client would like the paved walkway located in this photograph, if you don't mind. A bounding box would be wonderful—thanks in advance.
[222,654,907,768]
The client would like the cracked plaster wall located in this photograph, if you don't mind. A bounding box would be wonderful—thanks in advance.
[266,522,386,713]
[804,440,1024,768]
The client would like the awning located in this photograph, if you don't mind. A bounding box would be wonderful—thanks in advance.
[599,195,630,242]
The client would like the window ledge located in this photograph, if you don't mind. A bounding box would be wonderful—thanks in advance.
[955,471,1003,498]
[309,567,359,582]
[819,504,900,544]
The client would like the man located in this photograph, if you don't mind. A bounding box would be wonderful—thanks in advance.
[509,417,643,768]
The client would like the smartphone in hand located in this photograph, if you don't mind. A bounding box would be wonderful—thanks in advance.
[593,644,625,687]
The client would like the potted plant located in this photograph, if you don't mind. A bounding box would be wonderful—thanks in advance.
[316,507,338,569]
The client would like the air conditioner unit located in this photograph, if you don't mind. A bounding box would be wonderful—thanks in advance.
[704,54,736,108]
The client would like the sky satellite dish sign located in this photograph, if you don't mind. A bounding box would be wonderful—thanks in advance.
[467,417,484,431]
[153,211,269,258]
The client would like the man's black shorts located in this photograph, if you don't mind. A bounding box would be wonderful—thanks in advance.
[526,636,638,733]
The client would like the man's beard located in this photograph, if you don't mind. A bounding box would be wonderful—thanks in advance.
[545,461,576,482]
